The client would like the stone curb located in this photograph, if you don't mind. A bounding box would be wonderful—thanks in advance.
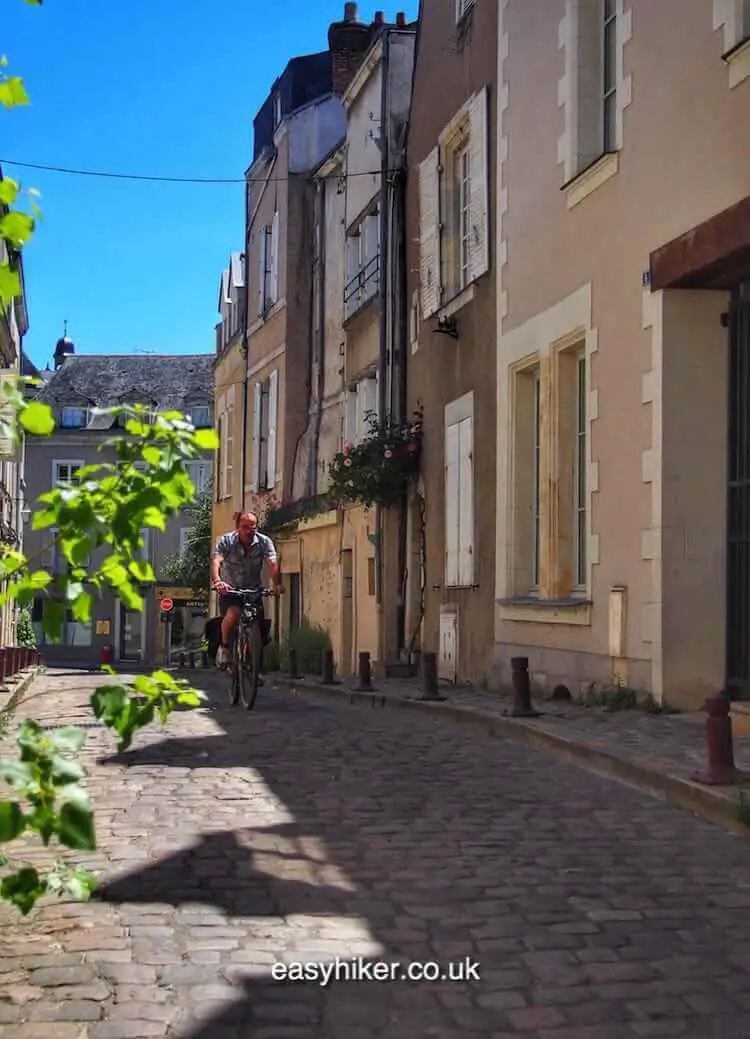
[274,675,750,838]
[0,666,46,727]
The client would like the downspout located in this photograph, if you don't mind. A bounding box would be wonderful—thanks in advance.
[394,156,409,655]
[308,177,326,496]
[375,29,391,666]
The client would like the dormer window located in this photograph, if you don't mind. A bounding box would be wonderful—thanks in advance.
[272,92,282,129]
[59,406,87,428]
[189,404,212,428]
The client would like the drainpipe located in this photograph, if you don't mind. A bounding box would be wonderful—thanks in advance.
[375,28,391,667]
[394,158,409,655]
[308,178,326,497]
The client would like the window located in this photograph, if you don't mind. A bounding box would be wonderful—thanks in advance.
[186,461,211,494]
[218,405,233,500]
[574,353,587,587]
[272,92,282,129]
[42,528,90,573]
[37,600,92,647]
[53,460,83,485]
[344,208,380,319]
[343,376,378,447]
[511,345,588,599]
[744,0,750,39]
[456,0,475,21]
[134,528,152,567]
[602,0,617,153]
[59,407,87,428]
[257,210,280,317]
[367,557,375,596]
[444,393,474,588]
[189,404,211,428]
[418,87,488,318]
[250,369,279,491]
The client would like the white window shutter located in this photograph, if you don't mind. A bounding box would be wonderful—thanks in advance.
[418,147,441,318]
[267,369,278,488]
[258,230,268,316]
[217,414,226,498]
[269,210,280,303]
[458,415,474,585]
[468,86,489,283]
[0,370,15,459]
[225,407,234,499]
[361,377,378,434]
[344,390,357,445]
[444,421,460,586]
[251,382,262,491]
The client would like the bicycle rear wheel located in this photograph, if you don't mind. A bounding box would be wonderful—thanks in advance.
[237,623,261,710]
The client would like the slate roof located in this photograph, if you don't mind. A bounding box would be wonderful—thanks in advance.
[35,354,214,412]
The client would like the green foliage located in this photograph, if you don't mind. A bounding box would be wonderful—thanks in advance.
[581,679,639,712]
[327,407,423,509]
[0,1,219,914]
[280,617,331,676]
[15,606,36,648]
[162,487,212,597]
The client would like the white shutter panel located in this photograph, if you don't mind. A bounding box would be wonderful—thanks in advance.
[467,86,489,282]
[225,407,234,499]
[267,369,278,488]
[444,421,460,586]
[458,416,474,585]
[418,147,441,319]
[217,414,226,498]
[0,370,15,459]
[344,390,357,446]
[361,377,378,434]
[269,210,280,303]
[251,382,262,491]
[258,230,267,316]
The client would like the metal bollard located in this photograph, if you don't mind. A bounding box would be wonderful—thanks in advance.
[694,693,748,785]
[419,651,447,701]
[188,650,195,669]
[322,648,337,684]
[288,648,302,680]
[178,651,185,668]
[0,648,6,685]
[356,651,374,691]
[511,656,540,717]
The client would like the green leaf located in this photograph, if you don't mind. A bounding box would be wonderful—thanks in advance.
[0,760,33,788]
[128,560,155,584]
[0,178,18,205]
[19,402,55,436]
[0,211,34,248]
[0,77,30,108]
[0,801,25,841]
[141,446,161,466]
[1,867,44,915]
[49,758,84,785]
[0,264,20,305]
[57,800,96,851]
[142,507,167,530]
[193,428,219,450]
[71,591,92,623]
[60,869,97,902]
[42,600,65,641]
[50,726,86,754]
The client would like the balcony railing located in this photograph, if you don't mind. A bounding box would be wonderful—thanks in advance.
[344,254,380,320]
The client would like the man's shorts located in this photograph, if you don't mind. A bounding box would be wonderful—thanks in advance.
[217,593,272,646]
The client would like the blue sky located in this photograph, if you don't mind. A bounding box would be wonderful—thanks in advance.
[4,0,418,371]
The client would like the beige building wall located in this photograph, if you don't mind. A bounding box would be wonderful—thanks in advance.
[494,0,750,706]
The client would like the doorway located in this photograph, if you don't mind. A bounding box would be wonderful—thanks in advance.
[341,549,353,676]
[119,604,145,661]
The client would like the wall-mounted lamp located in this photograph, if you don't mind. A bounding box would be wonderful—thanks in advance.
[435,314,459,340]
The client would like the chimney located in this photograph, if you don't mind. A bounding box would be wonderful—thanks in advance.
[373,10,384,24]
[396,11,406,26]
[328,1,372,96]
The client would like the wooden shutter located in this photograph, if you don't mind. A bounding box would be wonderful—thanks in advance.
[444,421,460,586]
[251,382,262,491]
[458,415,474,585]
[418,147,441,318]
[267,369,278,488]
[217,413,226,498]
[269,210,280,303]
[468,86,489,283]
[360,377,378,434]
[257,230,267,316]
[0,370,15,459]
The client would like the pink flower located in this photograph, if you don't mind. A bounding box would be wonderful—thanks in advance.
[343,443,352,456]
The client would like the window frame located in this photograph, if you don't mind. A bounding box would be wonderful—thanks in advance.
[52,459,84,486]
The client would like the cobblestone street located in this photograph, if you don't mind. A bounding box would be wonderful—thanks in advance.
[2,669,750,1038]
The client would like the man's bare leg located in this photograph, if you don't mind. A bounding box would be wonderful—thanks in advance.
[217,606,240,668]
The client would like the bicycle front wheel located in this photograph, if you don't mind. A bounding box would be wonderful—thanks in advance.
[237,623,261,710]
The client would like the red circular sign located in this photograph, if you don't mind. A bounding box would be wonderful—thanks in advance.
[159,598,174,612]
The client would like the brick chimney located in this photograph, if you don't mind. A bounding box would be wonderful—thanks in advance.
[328,2,372,96]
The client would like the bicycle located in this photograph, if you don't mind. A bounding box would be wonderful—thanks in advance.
[224,586,275,710]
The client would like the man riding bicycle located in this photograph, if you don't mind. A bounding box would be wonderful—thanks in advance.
[210,511,283,669]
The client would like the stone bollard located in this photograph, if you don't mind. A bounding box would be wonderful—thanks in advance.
[357,651,374,691]
[694,693,749,786]
[322,648,337,684]
[178,651,185,668]
[419,651,447,701]
[188,650,195,669]
[511,656,540,717]
[288,648,302,680]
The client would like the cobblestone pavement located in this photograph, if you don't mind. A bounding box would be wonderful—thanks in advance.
[2,668,750,1038]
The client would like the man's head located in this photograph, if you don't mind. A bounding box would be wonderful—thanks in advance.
[234,511,258,545]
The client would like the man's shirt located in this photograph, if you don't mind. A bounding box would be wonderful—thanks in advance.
[212,530,278,590]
